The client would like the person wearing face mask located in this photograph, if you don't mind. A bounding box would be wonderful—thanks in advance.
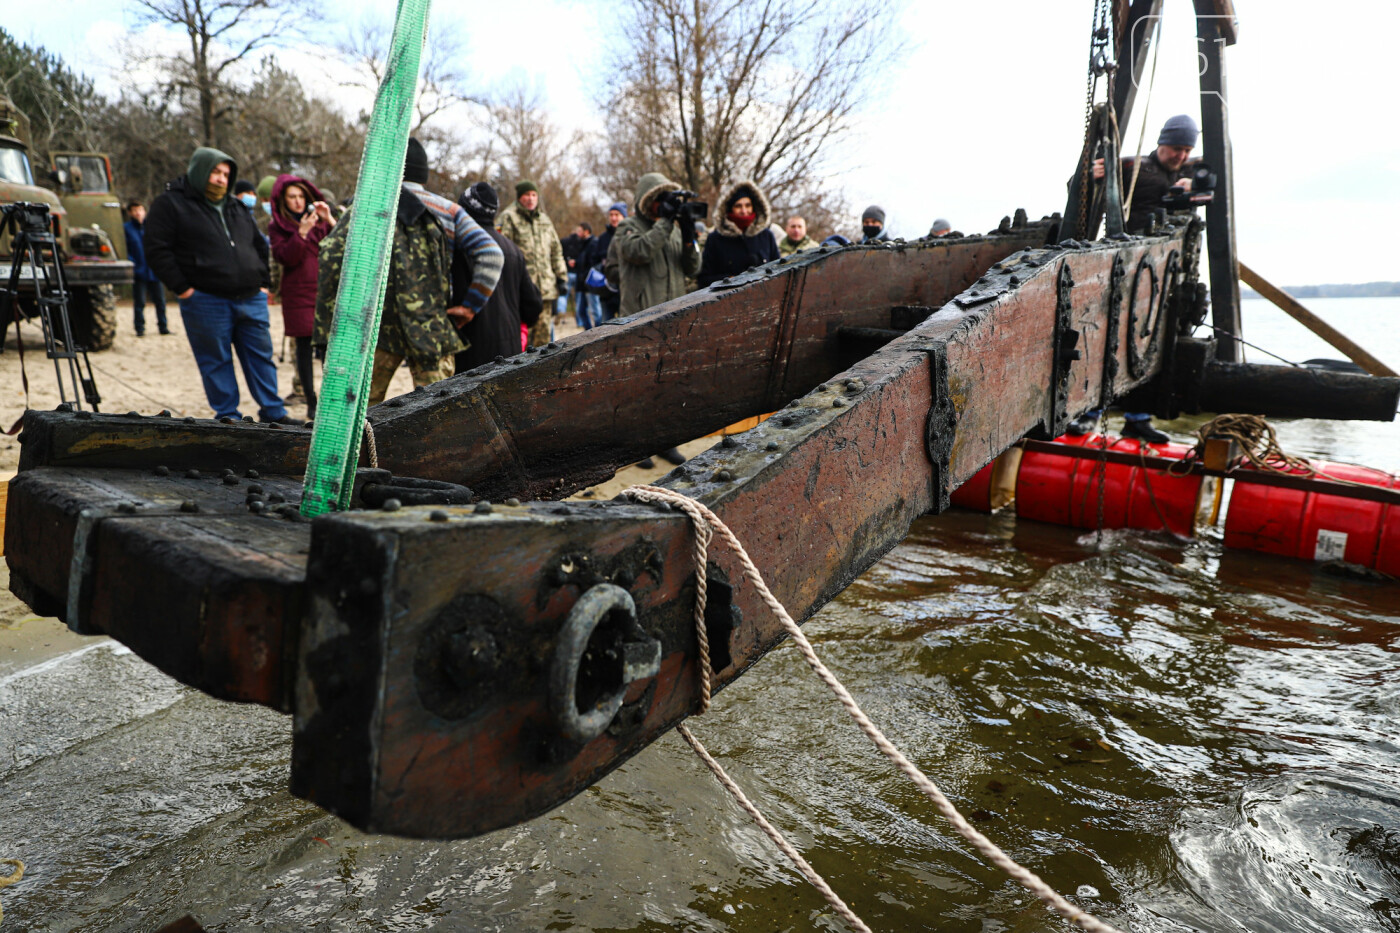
[268,174,334,419]
[144,146,298,425]
[860,205,892,244]
[696,181,779,288]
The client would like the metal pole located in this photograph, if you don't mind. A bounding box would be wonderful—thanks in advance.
[1195,1,1242,362]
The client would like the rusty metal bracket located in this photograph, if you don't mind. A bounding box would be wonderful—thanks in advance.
[1127,254,1161,380]
[924,344,958,514]
[1100,253,1126,409]
[1047,260,1082,436]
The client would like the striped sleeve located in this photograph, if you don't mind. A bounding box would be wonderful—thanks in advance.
[450,208,504,314]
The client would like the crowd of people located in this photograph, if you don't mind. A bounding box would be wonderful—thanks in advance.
[123,138,946,427]
[122,114,1202,443]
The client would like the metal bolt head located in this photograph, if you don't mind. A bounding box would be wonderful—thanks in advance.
[183,416,196,424]
[267,492,285,504]
[154,465,170,477]
[245,469,260,479]
[126,410,142,418]
[246,484,264,496]
[180,500,199,513]
[765,441,779,451]
[714,469,734,482]
[504,498,521,507]
[248,500,266,514]
[117,502,137,514]
[833,398,847,407]
[76,411,93,420]
[222,475,239,485]
[220,417,234,424]
[382,498,402,512]
[474,501,494,514]
[185,469,201,479]
[429,509,449,522]
[158,409,173,417]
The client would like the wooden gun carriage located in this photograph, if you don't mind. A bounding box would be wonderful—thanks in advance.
[10,209,1397,838]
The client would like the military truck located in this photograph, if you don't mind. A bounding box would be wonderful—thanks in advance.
[0,96,129,351]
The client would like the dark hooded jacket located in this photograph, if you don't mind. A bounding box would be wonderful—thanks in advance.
[697,181,779,288]
[1122,150,1190,234]
[145,147,271,300]
[451,200,543,369]
[268,173,332,337]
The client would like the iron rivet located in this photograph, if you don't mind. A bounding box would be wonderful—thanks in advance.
[221,468,235,476]
[382,498,401,512]
[220,417,234,424]
[158,409,172,417]
[247,484,264,495]
[720,436,737,448]
[547,342,558,349]
[126,410,141,418]
[268,492,285,504]
[185,469,201,478]
[436,389,449,397]
[222,475,239,486]
[715,469,734,482]
[155,465,170,476]
[615,569,635,587]
[429,509,449,522]
[386,398,403,408]
[180,500,198,513]
[504,497,521,507]
[117,502,137,514]
[494,355,505,363]
[248,500,266,514]
[833,398,847,407]
[475,501,493,514]
[267,422,281,429]
[765,441,779,451]
[242,415,254,423]
[183,416,196,424]
[76,411,93,420]
[246,469,260,479]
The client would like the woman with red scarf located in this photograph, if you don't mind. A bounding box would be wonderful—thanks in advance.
[696,180,780,288]
[268,174,333,418]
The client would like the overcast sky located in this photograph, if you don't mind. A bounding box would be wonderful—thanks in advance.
[10,1,1399,284]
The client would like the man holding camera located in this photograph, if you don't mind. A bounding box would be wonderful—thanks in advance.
[609,171,702,318]
[1093,113,1199,235]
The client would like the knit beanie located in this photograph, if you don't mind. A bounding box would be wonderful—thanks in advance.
[404,138,430,184]
[459,181,500,226]
[234,179,256,195]
[1157,114,1199,148]
[256,175,276,200]
[516,179,538,198]
[861,205,886,225]
[608,200,629,218]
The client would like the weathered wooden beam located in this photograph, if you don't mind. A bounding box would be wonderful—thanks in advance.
[291,230,1197,838]
[1198,362,1400,422]
[1239,262,1398,377]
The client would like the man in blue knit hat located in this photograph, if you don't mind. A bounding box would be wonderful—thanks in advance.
[1094,113,1199,236]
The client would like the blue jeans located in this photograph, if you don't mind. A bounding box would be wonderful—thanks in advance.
[575,288,600,330]
[178,290,286,421]
[557,271,576,319]
[132,278,167,334]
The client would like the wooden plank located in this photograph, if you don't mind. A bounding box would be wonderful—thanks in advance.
[1239,262,1398,377]
[291,230,1198,838]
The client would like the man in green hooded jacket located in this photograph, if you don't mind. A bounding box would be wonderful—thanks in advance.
[608,171,702,318]
[145,146,296,424]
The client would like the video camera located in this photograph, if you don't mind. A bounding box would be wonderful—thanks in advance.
[656,189,710,227]
[1,200,55,237]
[1161,163,1217,211]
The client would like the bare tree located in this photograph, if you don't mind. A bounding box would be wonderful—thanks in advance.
[596,0,902,229]
[131,0,316,147]
[336,15,478,141]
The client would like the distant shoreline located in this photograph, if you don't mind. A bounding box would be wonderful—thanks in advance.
[1241,281,1399,300]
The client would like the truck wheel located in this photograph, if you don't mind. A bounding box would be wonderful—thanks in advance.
[68,285,118,352]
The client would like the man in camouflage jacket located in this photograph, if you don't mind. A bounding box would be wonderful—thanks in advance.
[315,187,464,406]
[496,179,566,346]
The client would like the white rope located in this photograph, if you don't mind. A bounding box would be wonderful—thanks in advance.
[363,418,378,469]
[623,484,1126,933]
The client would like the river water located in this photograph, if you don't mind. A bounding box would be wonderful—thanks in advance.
[2,300,1398,931]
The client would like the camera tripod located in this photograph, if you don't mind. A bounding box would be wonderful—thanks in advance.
[1,201,101,413]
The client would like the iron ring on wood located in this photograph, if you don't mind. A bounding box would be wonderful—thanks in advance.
[549,583,661,745]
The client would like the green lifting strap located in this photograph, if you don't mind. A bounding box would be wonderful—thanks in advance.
[300,0,432,517]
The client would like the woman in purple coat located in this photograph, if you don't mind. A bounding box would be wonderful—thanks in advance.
[268,174,333,418]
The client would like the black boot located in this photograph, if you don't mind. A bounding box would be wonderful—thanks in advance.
[1066,410,1100,436]
[1121,416,1168,444]
[659,447,687,465]
[636,457,656,469]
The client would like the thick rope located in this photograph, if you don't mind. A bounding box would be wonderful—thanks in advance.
[623,484,1125,933]
[1176,413,1314,477]
[676,723,871,933]
[363,418,379,470]
[0,858,23,924]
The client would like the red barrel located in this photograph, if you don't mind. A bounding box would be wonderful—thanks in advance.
[1223,461,1400,571]
[950,449,1023,512]
[1015,434,1205,537]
